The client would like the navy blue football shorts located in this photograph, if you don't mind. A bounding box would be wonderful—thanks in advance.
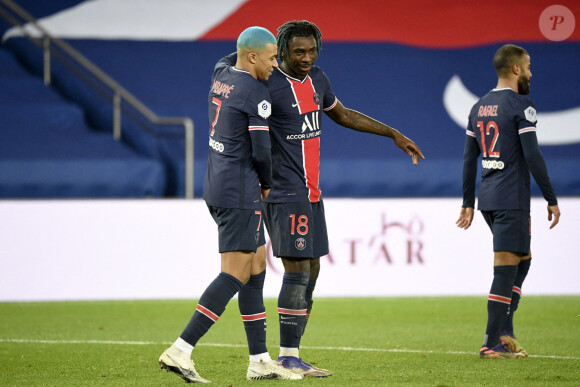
[263,200,329,259]
[207,206,266,253]
[481,209,531,255]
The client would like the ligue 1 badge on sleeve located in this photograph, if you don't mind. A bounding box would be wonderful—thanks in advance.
[524,106,537,123]
[258,100,271,118]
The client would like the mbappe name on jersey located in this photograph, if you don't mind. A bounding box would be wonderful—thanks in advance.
[211,80,235,98]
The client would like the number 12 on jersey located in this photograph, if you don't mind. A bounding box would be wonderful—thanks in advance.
[477,120,500,158]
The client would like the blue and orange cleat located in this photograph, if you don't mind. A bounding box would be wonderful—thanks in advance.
[277,356,332,377]
[500,335,528,357]
[479,343,518,359]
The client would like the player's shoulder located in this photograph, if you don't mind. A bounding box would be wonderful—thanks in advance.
[504,89,535,107]
[469,91,493,116]
[501,91,537,123]
[212,62,234,79]
[231,68,270,96]
[471,89,535,114]
[240,78,271,114]
[266,68,288,89]
[309,65,330,81]
[214,66,252,84]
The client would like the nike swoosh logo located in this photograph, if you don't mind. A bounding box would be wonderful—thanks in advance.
[443,75,580,145]
[292,100,302,108]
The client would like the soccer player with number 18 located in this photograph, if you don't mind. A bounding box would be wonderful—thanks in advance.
[266,20,424,376]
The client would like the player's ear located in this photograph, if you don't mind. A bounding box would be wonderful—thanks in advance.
[248,51,257,64]
[512,63,520,76]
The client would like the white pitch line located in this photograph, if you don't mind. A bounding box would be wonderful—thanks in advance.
[1,339,579,360]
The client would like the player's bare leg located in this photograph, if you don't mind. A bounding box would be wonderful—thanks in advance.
[221,250,254,284]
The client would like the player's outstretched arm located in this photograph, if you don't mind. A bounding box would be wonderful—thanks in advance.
[324,100,425,165]
[548,204,560,229]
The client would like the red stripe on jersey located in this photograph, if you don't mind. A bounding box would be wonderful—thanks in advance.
[512,286,522,297]
[518,127,536,134]
[196,304,219,322]
[287,76,319,114]
[466,130,476,137]
[323,97,338,111]
[303,136,321,202]
[241,312,266,321]
[249,126,269,131]
[488,294,511,305]
[278,307,307,315]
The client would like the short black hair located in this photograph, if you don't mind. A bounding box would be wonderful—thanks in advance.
[493,44,528,77]
[276,20,322,60]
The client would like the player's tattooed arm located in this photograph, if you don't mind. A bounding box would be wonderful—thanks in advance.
[325,100,425,164]
[325,99,393,136]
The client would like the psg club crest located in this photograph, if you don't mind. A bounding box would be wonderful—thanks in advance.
[312,93,320,106]
[295,238,306,251]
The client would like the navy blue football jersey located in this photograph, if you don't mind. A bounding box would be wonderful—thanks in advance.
[264,66,337,203]
[465,88,544,210]
[202,59,272,210]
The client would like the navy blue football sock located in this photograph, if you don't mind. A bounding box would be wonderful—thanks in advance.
[305,279,316,316]
[502,258,531,336]
[180,272,242,346]
[303,279,316,334]
[278,272,309,349]
[483,265,517,348]
[238,270,267,355]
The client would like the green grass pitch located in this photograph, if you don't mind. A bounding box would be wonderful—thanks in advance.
[1,297,579,386]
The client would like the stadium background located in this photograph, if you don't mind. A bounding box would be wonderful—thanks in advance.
[0,0,579,300]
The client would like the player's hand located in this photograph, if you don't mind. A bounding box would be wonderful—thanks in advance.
[393,132,425,165]
[261,188,270,200]
[456,207,474,230]
[548,204,560,229]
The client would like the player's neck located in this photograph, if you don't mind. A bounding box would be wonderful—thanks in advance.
[279,61,305,80]
[235,61,257,80]
[496,78,518,93]
[235,52,258,80]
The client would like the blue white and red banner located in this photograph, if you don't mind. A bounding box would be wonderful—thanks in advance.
[3,0,579,197]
